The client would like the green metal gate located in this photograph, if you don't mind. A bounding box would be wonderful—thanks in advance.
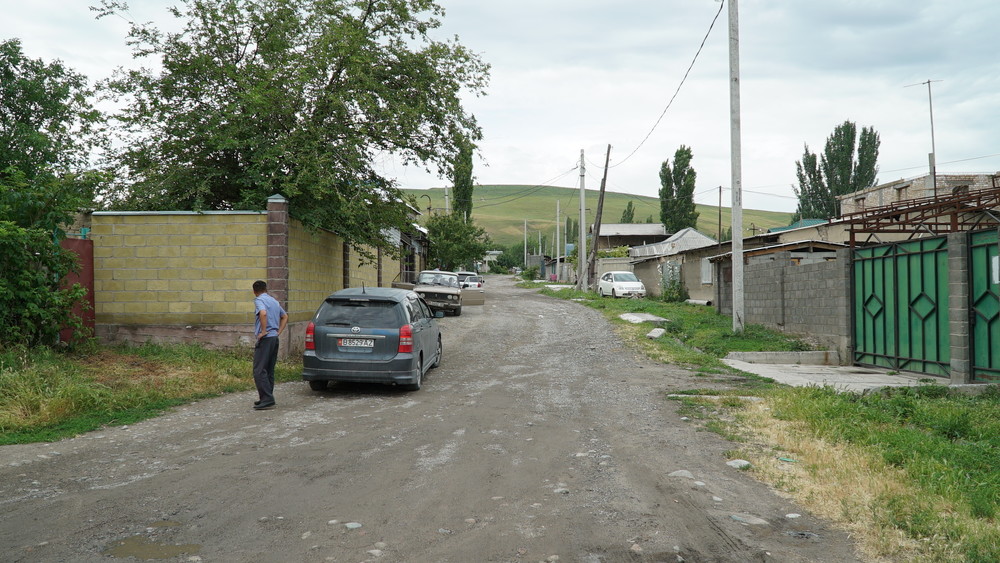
[970,230,1000,382]
[853,237,950,376]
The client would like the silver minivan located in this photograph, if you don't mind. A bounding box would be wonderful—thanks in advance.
[302,287,442,391]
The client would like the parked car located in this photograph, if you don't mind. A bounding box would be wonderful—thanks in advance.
[597,271,646,298]
[411,270,464,316]
[456,271,486,306]
[302,287,442,391]
[456,271,481,288]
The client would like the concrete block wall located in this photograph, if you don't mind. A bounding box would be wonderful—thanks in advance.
[286,220,345,353]
[89,211,268,348]
[86,199,402,357]
[779,249,852,357]
[719,249,852,360]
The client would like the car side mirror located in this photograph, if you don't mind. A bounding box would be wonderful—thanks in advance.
[435,311,445,318]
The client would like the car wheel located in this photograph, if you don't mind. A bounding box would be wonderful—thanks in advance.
[430,336,442,368]
[308,380,327,391]
[611,288,617,298]
[403,357,423,391]
[453,306,462,316]
[598,287,605,297]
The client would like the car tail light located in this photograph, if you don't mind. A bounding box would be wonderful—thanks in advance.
[398,324,413,353]
[305,322,315,350]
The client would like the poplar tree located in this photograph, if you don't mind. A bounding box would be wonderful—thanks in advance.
[658,145,699,233]
[793,121,880,220]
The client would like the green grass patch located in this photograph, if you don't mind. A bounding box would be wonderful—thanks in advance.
[0,342,299,445]
[539,287,805,380]
[769,385,1000,522]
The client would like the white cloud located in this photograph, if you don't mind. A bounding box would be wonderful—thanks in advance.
[3,0,998,213]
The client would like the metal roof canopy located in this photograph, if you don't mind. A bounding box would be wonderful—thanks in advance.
[843,177,1000,247]
[708,240,847,263]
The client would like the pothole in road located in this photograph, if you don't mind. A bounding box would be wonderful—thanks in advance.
[103,521,201,560]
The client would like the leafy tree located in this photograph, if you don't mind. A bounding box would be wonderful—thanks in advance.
[0,221,89,346]
[619,200,635,223]
[426,212,491,271]
[451,134,474,220]
[95,0,489,257]
[658,145,699,233]
[793,120,880,220]
[493,241,524,271]
[0,39,103,237]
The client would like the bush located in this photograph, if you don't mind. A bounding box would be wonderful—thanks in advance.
[0,221,89,347]
[660,277,690,302]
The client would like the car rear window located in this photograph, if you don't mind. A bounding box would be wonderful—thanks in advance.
[316,300,402,327]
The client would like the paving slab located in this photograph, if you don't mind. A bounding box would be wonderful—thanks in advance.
[722,358,947,393]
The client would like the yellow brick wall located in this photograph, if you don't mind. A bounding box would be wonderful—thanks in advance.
[287,221,343,323]
[90,212,267,326]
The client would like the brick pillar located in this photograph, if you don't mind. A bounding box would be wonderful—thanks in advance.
[342,241,351,290]
[266,195,289,306]
[948,232,971,384]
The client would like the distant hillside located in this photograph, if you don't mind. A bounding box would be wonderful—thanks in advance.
[401,184,794,249]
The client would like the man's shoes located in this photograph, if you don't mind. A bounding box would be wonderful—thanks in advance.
[253,401,276,410]
[254,400,261,406]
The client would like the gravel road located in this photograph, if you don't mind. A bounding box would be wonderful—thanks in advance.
[0,276,864,562]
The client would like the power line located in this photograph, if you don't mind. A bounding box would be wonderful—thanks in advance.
[881,152,1000,175]
[472,167,579,209]
[611,1,726,168]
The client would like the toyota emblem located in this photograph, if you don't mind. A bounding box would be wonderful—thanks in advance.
[351,326,361,333]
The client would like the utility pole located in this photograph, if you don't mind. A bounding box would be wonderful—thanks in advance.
[728,0,745,333]
[586,144,612,286]
[717,185,723,245]
[555,199,560,281]
[906,79,941,199]
[445,185,450,214]
[523,218,527,270]
[577,150,587,290]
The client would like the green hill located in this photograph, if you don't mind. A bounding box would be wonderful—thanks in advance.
[402,184,794,249]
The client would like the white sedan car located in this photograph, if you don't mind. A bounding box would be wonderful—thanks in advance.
[597,271,646,298]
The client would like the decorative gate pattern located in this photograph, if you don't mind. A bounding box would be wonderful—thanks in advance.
[970,230,1000,382]
[853,237,950,376]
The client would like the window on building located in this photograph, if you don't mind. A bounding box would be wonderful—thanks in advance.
[701,258,713,285]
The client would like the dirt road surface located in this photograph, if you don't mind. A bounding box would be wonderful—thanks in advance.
[0,276,864,562]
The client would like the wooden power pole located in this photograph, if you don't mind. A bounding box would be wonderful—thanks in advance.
[586,145,612,285]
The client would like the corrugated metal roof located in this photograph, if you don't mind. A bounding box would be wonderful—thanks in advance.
[629,227,717,258]
[592,223,667,237]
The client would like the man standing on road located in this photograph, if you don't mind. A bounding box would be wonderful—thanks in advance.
[252,280,287,410]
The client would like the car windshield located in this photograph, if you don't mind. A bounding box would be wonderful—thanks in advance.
[457,273,473,282]
[614,273,639,282]
[417,272,459,287]
[317,300,402,327]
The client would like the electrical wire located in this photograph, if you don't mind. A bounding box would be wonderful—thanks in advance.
[610,0,726,169]
[881,152,1000,175]
[472,166,580,209]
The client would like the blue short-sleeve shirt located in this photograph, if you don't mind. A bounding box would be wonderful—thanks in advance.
[254,292,286,337]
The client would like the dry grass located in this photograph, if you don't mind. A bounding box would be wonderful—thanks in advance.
[733,399,975,562]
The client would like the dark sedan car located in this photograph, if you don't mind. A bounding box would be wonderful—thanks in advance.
[302,287,442,392]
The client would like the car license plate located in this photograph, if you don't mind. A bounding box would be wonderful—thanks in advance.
[339,338,374,348]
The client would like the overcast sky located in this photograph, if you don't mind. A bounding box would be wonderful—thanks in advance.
[4,0,999,213]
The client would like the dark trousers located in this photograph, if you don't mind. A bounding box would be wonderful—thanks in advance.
[253,336,280,404]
